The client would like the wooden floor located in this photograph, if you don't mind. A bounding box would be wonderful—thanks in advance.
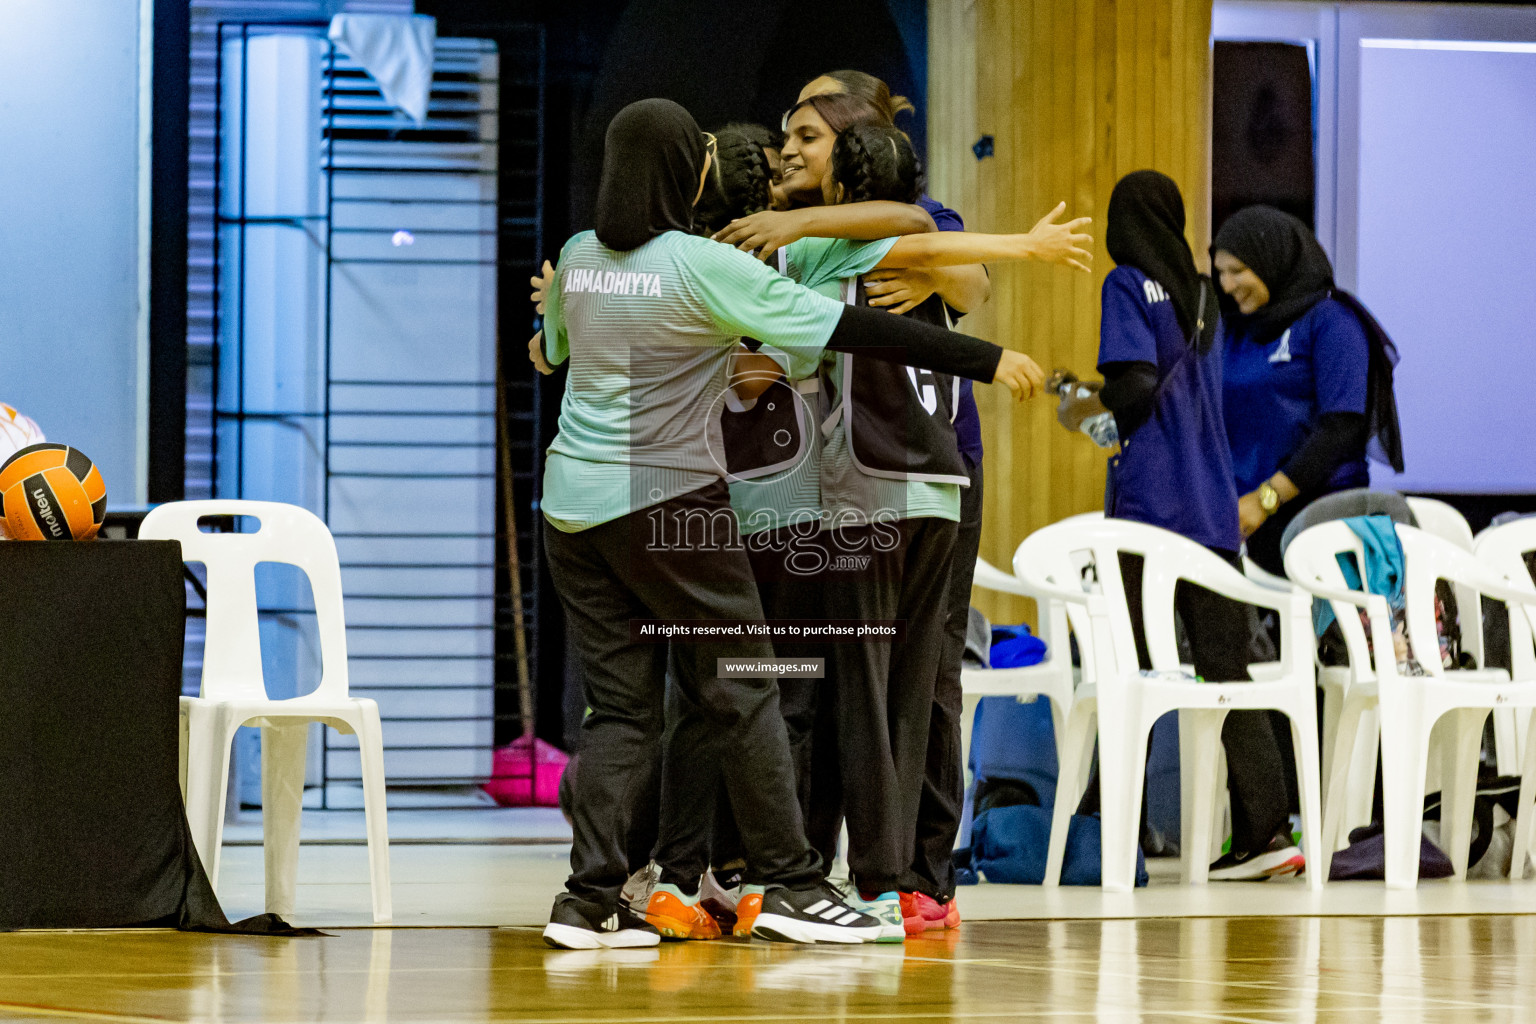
[3,915,1536,1022]
[212,840,1536,927]
[7,836,1536,1022]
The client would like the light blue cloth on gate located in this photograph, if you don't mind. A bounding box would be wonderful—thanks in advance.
[1313,514,1405,636]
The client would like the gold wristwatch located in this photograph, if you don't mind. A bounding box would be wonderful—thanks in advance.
[1258,481,1280,514]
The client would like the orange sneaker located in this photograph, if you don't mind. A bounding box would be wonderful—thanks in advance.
[642,884,701,939]
[732,885,765,938]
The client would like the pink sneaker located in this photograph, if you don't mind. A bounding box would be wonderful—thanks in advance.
[899,891,961,934]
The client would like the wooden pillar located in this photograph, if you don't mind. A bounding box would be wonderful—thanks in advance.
[928,0,1213,623]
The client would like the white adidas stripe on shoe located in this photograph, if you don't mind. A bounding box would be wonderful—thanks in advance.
[751,883,883,944]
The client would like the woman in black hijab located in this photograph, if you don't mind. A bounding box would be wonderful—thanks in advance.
[1105,170,1220,349]
[1057,170,1229,523]
[1213,205,1403,576]
[1057,171,1301,881]
[533,98,1045,949]
[591,98,707,249]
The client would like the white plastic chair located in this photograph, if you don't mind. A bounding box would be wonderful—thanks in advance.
[142,499,392,922]
[1248,553,1379,850]
[1242,557,1293,593]
[1270,498,1481,849]
[1015,517,1324,892]
[1242,555,1366,856]
[1405,496,1476,549]
[1472,518,1536,877]
[1284,521,1536,887]
[959,556,1081,792]
[961,510,1105,787]
[1316,655,1379,852]
[1404,497,1517,774]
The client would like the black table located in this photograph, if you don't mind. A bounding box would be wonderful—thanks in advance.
[0,540,280,930]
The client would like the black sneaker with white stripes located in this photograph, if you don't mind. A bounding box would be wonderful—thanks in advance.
[750,882,884,944]
[543,892,662,949]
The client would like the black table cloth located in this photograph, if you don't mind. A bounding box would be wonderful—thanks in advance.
[0,540,301,931]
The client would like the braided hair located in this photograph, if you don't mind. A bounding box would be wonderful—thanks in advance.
[828,122,924,206]
[694,122,782,235]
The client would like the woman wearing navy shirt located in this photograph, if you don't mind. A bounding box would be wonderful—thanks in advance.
[1061,171,1301,879]
[1213,205,1404,575]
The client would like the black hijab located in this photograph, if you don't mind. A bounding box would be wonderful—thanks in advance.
[593,99,707,251]
[1212,205,1334,344]
[1105,170,1218,352]
[1214,205,1405,473]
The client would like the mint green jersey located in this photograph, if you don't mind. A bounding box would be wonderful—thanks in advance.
[727,236,896,536]
[540,230,847,533]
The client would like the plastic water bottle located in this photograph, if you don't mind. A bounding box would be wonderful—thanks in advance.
[1081,411,1119,449]
[1048,369,1119,449]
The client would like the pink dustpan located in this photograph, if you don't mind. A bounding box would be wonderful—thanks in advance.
[484,733,568,807]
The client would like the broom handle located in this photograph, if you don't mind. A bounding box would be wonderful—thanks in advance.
[496,360,535,738]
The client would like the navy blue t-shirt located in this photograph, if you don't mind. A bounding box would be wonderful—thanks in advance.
[1222,297,1369,495]
[918,194,983,466]
[1098,265,1240,552]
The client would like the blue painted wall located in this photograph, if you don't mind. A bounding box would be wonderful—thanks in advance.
[0,1,145,503]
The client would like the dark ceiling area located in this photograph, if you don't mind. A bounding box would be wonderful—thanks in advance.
[421,0,926,254]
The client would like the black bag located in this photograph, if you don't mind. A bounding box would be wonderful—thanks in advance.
[1327,823,1454,881]
[1330,773,1523,881]
[1423,773,1523,876]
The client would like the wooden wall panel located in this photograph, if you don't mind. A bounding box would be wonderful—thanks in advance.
[927,0,1213,624]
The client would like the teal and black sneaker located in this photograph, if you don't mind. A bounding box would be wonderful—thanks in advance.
[751,882,883,944]
[833,882,906,943]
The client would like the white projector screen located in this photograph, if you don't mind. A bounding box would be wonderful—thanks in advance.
[1358,40,1536,493]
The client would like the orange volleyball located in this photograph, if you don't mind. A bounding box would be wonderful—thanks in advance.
[0,444,107,541]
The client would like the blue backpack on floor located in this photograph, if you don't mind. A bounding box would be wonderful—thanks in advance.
[962,801,1148,886]
[955,623,1155,886]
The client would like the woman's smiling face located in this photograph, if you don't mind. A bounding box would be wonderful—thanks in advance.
[779,103,835,205]
[1213,249,1271,315]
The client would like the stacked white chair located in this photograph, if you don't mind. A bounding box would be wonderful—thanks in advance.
[1405,495,1478,549]
[141,499,392,922]
[1472,517,1536,877]
[1015,517,1324,892]
[1284,521,1536,887]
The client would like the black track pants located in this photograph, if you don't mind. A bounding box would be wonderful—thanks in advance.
[544,482,821,904]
